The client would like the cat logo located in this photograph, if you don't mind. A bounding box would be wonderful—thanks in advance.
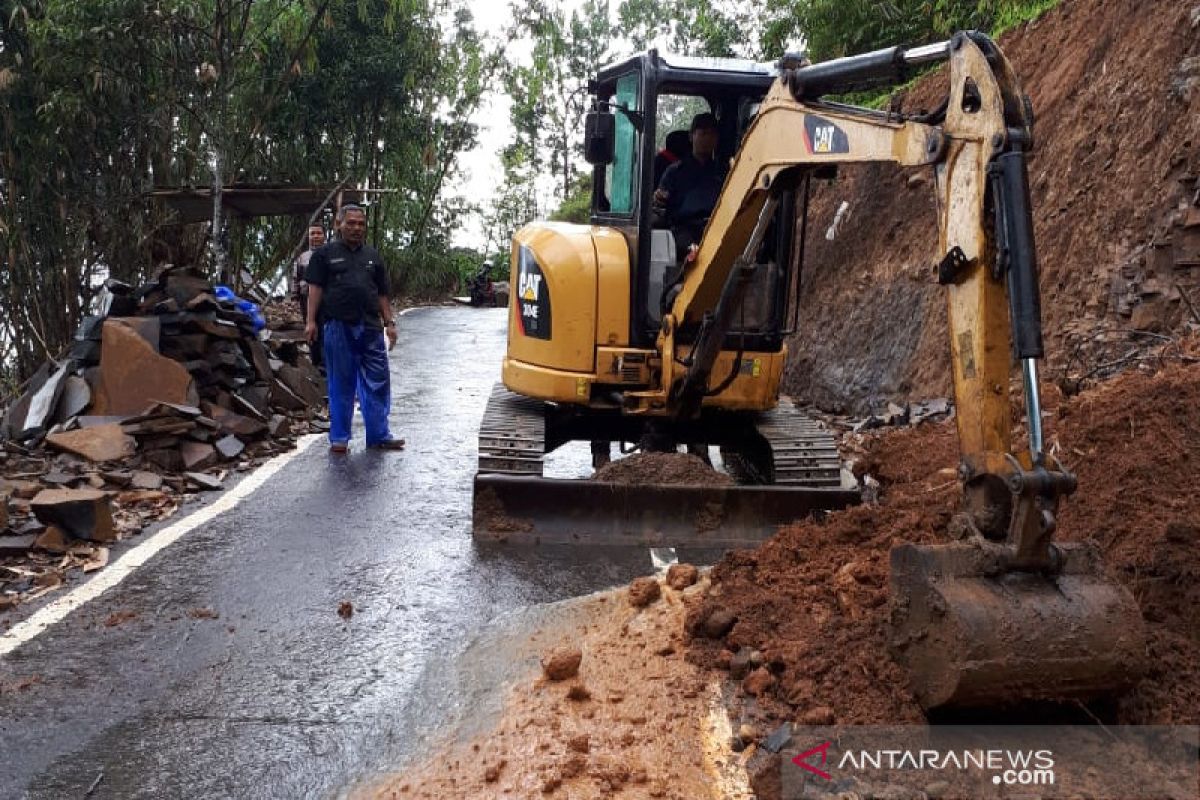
[519,272,542,302]
[516,245,552,339]
[812,125,836,153]
[804,115,849,155]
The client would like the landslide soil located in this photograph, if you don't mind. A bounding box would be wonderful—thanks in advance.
[784,0,1200,412]
[593,453,734,487]
[687,351,1200,737]
[364,579,750,800]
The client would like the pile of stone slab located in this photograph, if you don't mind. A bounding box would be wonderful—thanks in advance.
[0,266,326,576]
[818,397,954,434]
[1110,177,1200,332]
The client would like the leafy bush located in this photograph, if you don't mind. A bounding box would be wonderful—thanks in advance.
[764,0,1062,63]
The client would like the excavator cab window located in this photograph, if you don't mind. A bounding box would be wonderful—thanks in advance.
[639,87,793,345]
[604,73,641,216]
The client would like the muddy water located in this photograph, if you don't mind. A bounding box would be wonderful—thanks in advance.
[0,308,667,800]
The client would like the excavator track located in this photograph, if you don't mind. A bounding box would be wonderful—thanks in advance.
[474,386,858,546]
[477,383,545,476]
[755,399,843,487]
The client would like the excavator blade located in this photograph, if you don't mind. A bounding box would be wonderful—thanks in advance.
[473,474,859,547]
[889,541,1145,710]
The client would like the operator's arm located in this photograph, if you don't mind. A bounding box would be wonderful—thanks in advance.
[654,162,681,218]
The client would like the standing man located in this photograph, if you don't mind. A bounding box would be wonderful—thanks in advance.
[293,224,326,321]
[294,223,326,366]
[304,205,405,453]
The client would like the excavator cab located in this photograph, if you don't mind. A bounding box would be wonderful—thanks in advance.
[587,53,796,349]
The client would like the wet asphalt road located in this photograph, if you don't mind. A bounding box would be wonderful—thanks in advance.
[0,307,669,800]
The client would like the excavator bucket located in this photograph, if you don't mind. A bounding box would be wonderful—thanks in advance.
[473,474,859,547]
[889,541,1145,710]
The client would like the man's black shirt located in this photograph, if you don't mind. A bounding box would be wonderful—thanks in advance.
[305,240,390,329]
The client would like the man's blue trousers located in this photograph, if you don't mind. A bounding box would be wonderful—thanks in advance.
[322,319,392,446]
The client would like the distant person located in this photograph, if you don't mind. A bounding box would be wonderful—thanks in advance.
[304,205,405,454]
[294,224,326,366]
[293,224,326,322]
[652,129,691,187]
[654,112,727,258]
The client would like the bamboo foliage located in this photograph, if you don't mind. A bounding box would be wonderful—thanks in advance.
[0,0,488,390]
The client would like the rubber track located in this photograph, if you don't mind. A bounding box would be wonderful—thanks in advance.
[477,383,545,476]
[755,398,843,487]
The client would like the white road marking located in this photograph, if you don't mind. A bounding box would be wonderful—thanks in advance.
[0,433,322,658]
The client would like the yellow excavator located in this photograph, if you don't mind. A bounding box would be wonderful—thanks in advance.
[474,32,1144,709]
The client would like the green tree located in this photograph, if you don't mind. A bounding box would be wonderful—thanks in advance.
[761,0,1060,63]
[484,0,614,251]
[549,174,592,225]
[0,0,488,388]
[617,0,760,58]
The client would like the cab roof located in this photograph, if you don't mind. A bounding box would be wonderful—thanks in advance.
[591,50,778,97]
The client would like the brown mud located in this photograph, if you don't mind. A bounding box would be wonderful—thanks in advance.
[592,453,734,487]
[686,350,1200,740]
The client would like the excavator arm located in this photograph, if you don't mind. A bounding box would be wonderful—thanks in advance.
[633,32,1144,709]
[637,32,1057,551]
[636,33,1062,552]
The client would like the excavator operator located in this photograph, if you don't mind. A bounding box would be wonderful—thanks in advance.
[654,112,727,261]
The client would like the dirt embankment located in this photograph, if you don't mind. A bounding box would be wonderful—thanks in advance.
[785,0,1200,413]
[686,348,1200,755]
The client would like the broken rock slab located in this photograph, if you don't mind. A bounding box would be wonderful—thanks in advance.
[45,424,137,463]
[130,471,163,491]
[34,526,76,554]
[201,402,267,438]
[143,448,184,473]
[107,316,161,351]
[180,441,218,471]
[270,377,307,411]
[0,534,37,555]
[30,488,116,542]
[267,415,291,438]
[276,365,323,407]
[231,391,270,421]
[90,320,197,416]
[100,469,133,487]
[20,363,71,440]
[246,339,274,382]
[54,376,93,424]
[215,435,245,460]
[2,479,44,500]
[184,472,223,492]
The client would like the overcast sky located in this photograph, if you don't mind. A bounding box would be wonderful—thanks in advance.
[451,0,609,252]
[450,0,525,251]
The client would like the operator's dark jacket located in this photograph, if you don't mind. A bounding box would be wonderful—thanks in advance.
[658,154,728,228]
[304,240,390,330]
